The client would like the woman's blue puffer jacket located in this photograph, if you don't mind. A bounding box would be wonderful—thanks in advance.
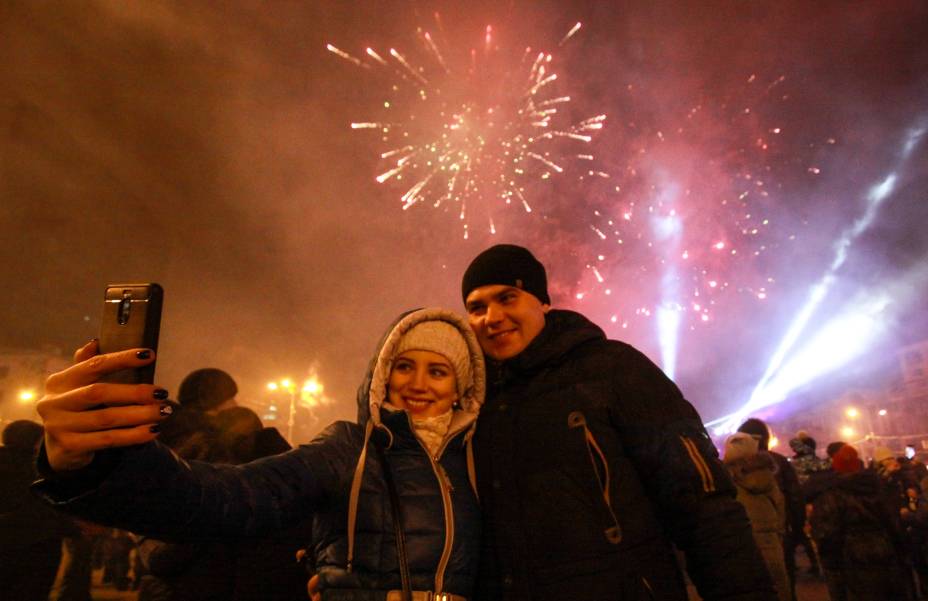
[34,308,485,600]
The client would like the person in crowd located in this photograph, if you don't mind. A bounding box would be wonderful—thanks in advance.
[874,446,920,505]
[739,417,812,595]
[213,405,291,464]
[135,401,304,601]
[133,368,240,601]
[155,367,239,458]
[0,420,76,601]
[33,308,484,601]
[101,528,134,590]
[873,446,925,599]
[789,431,830,485]
[50,519,104,601]
[803,442,846,507]
[723,433,791,601]
[902,482,928,600]
[810,444,911,601]
[461,244,775,600]
[789,431,829,582]
[212,405,309,601]
[909,450,928,483]
[825,441,846,462]
[915,476,928,598]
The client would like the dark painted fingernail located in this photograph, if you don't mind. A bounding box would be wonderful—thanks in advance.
[150,424,161,433]
[137,350,152,360]
[153,388,169,400]
[159,404,174,416]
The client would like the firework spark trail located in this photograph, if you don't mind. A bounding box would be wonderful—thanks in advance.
[325,44,366,68]
[327,20,608,236]
[567,67,836,336]
[559,22,582,47]
[707,119,927,434]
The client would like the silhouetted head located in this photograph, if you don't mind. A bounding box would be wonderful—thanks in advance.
[2,420,44,452]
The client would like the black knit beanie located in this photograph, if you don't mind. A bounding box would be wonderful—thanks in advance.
[461,244,550,304]
[737,418,771,451]
[178,368,238,411]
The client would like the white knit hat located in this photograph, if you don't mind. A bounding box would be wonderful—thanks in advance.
[724,432,760,463]
[394,320,472,398]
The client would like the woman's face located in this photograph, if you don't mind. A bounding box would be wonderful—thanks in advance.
[388,350,458,419]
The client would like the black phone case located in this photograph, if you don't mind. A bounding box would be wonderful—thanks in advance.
[98,283,163,384]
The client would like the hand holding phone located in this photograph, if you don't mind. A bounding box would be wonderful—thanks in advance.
[35,284,169,472]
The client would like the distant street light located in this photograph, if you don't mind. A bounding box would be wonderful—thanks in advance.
[301,377,323,408]
[267,376,325,444]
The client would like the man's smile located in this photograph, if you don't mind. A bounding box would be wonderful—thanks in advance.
[488,329,517,341]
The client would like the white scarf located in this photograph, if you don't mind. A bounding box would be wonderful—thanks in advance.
[411,409,454,457]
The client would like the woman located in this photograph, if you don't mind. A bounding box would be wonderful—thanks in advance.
[34,308,485,601]
[723,432,790,601]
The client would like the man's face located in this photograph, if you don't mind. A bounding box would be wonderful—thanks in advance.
[465,285,549,361]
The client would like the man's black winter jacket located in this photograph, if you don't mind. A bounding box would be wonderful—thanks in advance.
[472,310,776,601]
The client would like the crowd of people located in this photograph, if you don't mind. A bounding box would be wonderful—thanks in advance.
[2,366,310,601]
[1,243,923,601]
[723,418,928,601]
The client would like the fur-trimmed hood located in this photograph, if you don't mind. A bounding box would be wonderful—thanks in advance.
[355,308,485,444]
[727,451,778,495]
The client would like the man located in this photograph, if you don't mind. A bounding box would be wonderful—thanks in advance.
[461,244,776,601]
[157,367,238,456]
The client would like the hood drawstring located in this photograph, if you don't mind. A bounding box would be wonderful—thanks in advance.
[346,419,375,572]
[465,431,479,503]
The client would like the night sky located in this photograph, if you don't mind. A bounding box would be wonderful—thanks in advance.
[3,1,927,434]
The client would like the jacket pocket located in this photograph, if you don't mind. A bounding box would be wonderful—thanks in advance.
[567,410,622,544]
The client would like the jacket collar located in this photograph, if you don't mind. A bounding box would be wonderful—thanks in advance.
[491,309,605,375]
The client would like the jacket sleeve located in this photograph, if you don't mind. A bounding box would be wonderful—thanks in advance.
[31,421,360,542]
[607,343,777,601]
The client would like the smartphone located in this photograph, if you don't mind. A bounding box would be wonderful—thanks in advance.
[98,283,163,384]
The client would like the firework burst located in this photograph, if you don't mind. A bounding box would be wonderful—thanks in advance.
[328,20,606,237]
[562,70,837,336]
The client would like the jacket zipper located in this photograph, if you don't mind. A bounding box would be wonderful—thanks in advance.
[423,452,454,595]
[642,576,655,599]
[408,413,456,595]
[567,411,622,544]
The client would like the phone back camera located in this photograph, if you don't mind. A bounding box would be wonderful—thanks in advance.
[118,293,132,325]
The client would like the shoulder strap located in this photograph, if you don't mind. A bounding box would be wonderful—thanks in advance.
[373,439,412,601]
